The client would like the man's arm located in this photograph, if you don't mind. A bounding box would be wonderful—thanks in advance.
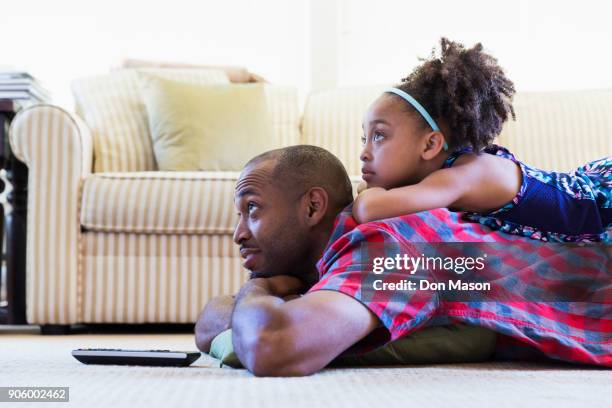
[194,294,235,353]
[232,278,379,377]
[194,289,304,353]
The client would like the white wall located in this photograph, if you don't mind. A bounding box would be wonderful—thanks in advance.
[2,0,310,108]
[3,0,612,108]
[335,0,612,91]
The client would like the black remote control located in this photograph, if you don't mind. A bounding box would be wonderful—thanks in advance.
[71,348,201,367]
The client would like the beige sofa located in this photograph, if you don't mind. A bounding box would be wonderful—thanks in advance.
[9,68,612,327]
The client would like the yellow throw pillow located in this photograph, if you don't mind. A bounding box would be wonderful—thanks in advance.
[139,74,275,171]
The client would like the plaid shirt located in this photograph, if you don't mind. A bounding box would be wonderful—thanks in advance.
[308,205,611,366]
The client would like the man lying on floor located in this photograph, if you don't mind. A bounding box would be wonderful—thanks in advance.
[195,145,611,376]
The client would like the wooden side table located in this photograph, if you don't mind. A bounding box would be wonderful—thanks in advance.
[0,99,28,324]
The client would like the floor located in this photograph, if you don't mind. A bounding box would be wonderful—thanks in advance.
[0,325,610,408]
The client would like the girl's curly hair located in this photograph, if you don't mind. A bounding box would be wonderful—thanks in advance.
[395,38,516,151]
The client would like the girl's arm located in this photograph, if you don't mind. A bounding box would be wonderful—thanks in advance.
[353,167,469,224]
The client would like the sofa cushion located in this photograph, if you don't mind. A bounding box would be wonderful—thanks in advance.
[81,172,363,234]
[81,172,241,234]
[301,86,388,176]
[496,89,612,171]
[140,76,275,171]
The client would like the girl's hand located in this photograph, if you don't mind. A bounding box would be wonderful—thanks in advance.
[353,187,387,224]
[356,181,368,194]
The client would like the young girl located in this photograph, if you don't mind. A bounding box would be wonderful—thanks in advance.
[354,38,611,243]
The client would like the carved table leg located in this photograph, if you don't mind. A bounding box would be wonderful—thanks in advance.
[5,155,27,324]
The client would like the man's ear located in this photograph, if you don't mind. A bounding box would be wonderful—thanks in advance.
[302,187,329,227]
[421,131,447,160]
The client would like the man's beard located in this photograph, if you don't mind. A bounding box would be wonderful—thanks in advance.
[247,244,319,289]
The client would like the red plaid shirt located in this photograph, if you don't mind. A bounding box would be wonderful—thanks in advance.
[308,205,612,366]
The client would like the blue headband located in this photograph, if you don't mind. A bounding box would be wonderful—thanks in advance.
[385,88,448,151]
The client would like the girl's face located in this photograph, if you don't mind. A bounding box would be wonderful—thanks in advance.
[360,95,429,189]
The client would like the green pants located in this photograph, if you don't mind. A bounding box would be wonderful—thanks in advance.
[209,324,497,368]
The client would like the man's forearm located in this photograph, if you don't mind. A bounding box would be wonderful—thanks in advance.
[194,294,235,353]
[195,274,302,354]
[231,279,296,375]
[230,277,377,377]
[232,279,286,341]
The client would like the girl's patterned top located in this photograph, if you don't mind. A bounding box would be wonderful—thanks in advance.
[442,144,612,243]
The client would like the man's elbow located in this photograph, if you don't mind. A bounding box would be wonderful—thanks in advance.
[194,318,213,353]
[194,331,211,354]
[239,331,313,377]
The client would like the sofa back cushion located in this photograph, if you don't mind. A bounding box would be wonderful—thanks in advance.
[72,69,301,173]
[496,90,612,171]
[301,86,388,176]
[141,76,275,171]
[302,86,612,175]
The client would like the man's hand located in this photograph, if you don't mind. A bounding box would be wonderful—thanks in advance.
[263,275,305,298]
[194,294,235,353]
[194,276,304,353]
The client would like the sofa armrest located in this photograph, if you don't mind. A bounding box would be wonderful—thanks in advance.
[9,104,93,176]
[9,104,93,324]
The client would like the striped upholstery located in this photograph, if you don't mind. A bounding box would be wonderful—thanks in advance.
[72,70,300,173]
[497,90,612,171]
[301,86,389,175]
[81,172,363,236]
[81,172,240,234]
[263,85,301,148]
[81,233,246,323]
[72,69,230,173]
[9,105,93,324]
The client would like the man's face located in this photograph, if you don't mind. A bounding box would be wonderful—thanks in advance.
[233,160,309,278]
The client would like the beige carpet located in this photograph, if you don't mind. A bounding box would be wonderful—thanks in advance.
[0,326,609,408]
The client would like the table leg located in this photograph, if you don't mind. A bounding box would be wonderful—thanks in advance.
[4,156,28,324]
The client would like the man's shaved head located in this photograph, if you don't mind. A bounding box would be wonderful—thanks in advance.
[234,146,353,280]
[244,145,353,214]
